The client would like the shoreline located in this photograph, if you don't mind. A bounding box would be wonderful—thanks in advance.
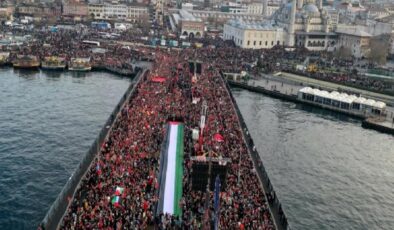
[228,79,394,135]
[40,68,147,230]
[0,63,138,77]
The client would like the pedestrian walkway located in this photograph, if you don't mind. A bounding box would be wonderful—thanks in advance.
[249,78,301,97]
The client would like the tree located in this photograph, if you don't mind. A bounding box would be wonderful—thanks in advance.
[367,34,390,65]
[335,46,352,60]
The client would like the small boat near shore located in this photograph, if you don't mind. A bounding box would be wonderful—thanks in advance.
[68,58,92,71]
[0,52,10,66]
[13,55,40,69]
[41,56,66,70]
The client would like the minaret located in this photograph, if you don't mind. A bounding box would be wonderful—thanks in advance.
[263,0,268,18]
[318,0,323,10]
[287,0,296,46]
[297,0,303,9]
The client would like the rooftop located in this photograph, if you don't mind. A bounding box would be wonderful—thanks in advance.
[299,87,386,109]
[336,28,372,37]
[227,19,283,31]
[179,9,202,22]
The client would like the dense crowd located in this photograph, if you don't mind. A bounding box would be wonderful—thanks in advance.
[1,25,393,93]
[56,47,274,229]
[2,25,389,229]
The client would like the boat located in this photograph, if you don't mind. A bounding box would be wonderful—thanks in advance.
[41,56,66,70]
[68,58,92,71]
[0,52,10,66]
[13,55,40,69]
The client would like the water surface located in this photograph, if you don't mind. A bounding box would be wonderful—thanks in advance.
[233,89,394,230]
[0,68,131,229]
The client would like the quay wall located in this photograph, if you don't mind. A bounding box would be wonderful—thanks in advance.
[0,64,137,77]
[228,80,393,135]
[228,80,299,103]
[362,119,394,135]
[40,69,148,230]
[222,75,291,230]
[227,80,369,119]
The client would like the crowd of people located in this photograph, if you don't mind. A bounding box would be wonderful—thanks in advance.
[1,25,393,93]
[1,24,387,229]
[56,46,275,229]
[1,28,142,73]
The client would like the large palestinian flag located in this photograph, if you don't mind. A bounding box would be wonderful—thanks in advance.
[156,122,184,217]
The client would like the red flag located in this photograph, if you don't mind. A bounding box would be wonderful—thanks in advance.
[213,133,224,142]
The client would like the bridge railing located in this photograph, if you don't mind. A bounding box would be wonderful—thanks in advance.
[40,69,148,230]
[221,73,291,230]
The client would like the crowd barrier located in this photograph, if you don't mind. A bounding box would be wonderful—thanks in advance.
[40,69,148,230]
[221,73,291,230]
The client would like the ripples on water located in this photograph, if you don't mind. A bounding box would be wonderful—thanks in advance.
[0,68,131,229]
[232,89,394,230]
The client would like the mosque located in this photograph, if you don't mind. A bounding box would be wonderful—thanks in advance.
[224,0,338,51]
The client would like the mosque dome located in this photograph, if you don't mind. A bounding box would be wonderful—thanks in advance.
[303,3,319,14]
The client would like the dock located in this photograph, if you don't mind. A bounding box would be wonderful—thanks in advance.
[273,72,394,107]
[362,111,394,135]
[228,77,394,135]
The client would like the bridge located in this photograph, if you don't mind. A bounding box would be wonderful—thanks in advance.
[41,55,291,230]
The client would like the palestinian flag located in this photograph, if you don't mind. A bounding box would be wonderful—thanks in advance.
[115,186,124,195]
[156,122,184,217]
[111,196,121,207]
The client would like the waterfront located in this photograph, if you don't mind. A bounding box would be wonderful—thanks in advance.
[0,66,393,229]
[0,68,131,229]
[233,89,394,230]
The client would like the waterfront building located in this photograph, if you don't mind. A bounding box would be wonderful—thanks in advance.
[218,1,278,17]
[88,3,149,23]
[335,0,367,23]
[336,27,371,58]
[0,5,14,22]
[335,14,394,57]
[16,3,61,21]
[298,87,387,116]
[223,19,286,48]
[275,0,336,49]
[223,2,264,15]
[63,0,89,21]
[87,3,104,18]
[170,8,265,31]
[154,0,165,26]
[224,0,337,50]
[266,2,281,17]
[173,10,205,37]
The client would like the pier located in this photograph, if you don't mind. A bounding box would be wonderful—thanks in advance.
[362,114,394,135]
[227,76,394,135]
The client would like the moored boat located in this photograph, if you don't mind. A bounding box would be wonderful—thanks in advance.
[0,52,10,66]
[13,55,40,69]
[68,58,92,71]
[41,56,66,70]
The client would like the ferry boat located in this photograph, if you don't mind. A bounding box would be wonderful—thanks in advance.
[13,55,40,69]
[68,58,92,71]
[41,56,66,70]
[0,52,10,65]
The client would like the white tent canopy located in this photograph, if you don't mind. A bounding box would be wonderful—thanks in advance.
[298,87,386,110]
